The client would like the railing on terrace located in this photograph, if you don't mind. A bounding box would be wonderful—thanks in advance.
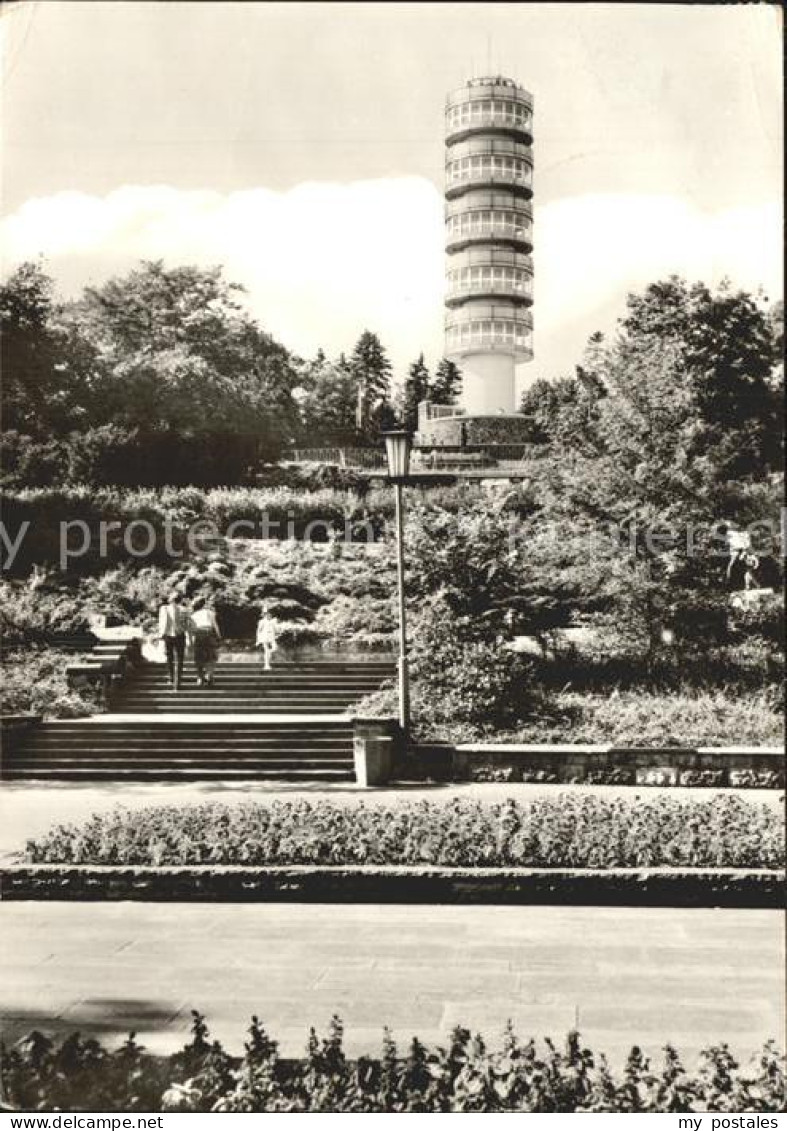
[413,443,546,463]
[288,447,387,469]
[287,443,546,473]
[421,403,466,421]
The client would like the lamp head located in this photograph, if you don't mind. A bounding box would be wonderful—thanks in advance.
[382,429,413,480]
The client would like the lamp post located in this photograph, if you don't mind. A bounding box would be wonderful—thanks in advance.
[382,429,413,733]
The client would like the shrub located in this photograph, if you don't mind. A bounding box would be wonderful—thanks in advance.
[1,1017,783,1113]
[313,595,397,649]
[0,431,68,489]
[0,581,95,647]
[1,428,264,489]
[730,591,785,646]
[494,688,784,749]
[0,648,102,718]
[24,794,784,869]
[398,595,538,728]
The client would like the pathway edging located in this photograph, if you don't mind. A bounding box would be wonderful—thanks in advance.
[3,863,783,906]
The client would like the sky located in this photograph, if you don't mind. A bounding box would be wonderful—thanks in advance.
[1,1,782,393]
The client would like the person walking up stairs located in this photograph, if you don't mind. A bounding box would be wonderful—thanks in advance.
[157,591,194,692]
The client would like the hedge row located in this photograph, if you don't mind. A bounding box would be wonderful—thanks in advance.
[3,1015,784,1112]
[1,486,395,573]
[0,428,264,489]
[24,794,784,869]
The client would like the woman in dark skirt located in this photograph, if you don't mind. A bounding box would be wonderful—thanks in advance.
[191,596,222,686]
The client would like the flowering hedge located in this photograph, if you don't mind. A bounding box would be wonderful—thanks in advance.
[2,1015,784,1112]
[24,794,784,869]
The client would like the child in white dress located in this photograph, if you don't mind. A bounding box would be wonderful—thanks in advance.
[255,603,278,671]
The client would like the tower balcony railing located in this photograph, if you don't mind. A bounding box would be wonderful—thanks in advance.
[446,303,534,327]
[445,310,534,360]
[445,221,533,253]
[448,136,533,162]
[446,169,532,199]
[446,279,533,306]
[446,329,534,362]
[446,190,533,217]
[445,112,533,146]
[446,79,533,115]
[447,246,533,272]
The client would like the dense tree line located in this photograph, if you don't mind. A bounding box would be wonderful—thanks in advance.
[1,259,462,484]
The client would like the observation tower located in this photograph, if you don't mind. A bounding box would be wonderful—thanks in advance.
[444,76,534,416]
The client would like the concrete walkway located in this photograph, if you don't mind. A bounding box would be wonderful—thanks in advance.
[1,903,782,1068]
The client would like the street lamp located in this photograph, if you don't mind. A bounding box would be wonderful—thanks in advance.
[382,430,413,732]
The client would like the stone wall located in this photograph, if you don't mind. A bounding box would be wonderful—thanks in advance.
[417,413,537,447]
[409,743,784,787]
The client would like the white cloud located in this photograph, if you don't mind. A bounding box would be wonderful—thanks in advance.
[2,181,782,385]
[535,194,783,334]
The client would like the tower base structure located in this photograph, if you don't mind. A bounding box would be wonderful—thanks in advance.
[458,352,516,416]
[416,400,535,448]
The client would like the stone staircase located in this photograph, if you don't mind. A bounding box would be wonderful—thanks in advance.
[112,660,394,715]
[2,653,396,782]
[3,718,358,781]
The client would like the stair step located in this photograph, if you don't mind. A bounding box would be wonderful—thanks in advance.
[121,688,381,695]
[113,692,361,701]
[23,723,354,731]
[113,703,358,709]
[113,705,359,712]
[113,703,360,709]
[112,708,362,714]
[131,666,390,671]
[115,689,370,696]
[129,668,389,675]
[15,743,352,750]
[6,760,350,769]
[20,738,351,746]
[128,671,387,678]
[20,736,352,746]
[115,695,376,701]
[122,685,383,693]
[16,742,351,753]
[3,768,354,781]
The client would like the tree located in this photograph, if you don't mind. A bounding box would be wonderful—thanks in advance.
[58,260,301,453]
[0,261,81,435]
[512,279,784,661]
[298,352,359,445]
[430,358,462,406]
[399,354,430,432]
[616,276,781,480]
[518,374,604,452]
[767,299,783,362]
[348,330,392,441]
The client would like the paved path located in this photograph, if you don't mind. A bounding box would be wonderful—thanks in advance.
[1,903,782,1068]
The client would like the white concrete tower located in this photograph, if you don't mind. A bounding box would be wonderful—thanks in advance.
[444,76,534,415]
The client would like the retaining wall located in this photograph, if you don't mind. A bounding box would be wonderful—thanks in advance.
[408,742,784,787]
[3,864,783,907]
